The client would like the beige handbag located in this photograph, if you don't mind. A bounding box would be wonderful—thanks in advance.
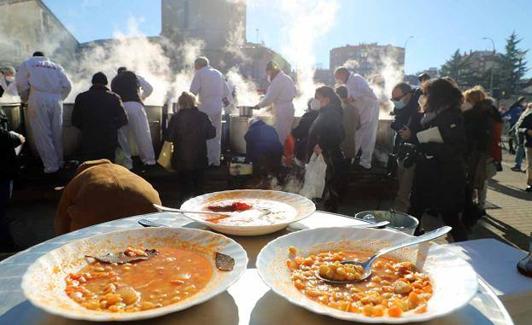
[157,141,174,171]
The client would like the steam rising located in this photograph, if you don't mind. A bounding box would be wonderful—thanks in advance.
[65,18,208,107]
[2,0,405,120]
[226,67,260,106]
[276,0,339,114]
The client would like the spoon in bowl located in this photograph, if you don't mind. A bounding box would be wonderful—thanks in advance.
[317,226,452,284]
[153,204,232,217]
[138,219,390,229]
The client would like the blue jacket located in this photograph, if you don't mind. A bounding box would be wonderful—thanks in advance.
[502,105,524,127]
[244,120,283,163]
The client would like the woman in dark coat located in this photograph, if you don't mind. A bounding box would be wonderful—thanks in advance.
[461,86,494,228]
[409,78,468,241]
[307,86,346,212]
[167,92,216,201]
[292,98,320,163]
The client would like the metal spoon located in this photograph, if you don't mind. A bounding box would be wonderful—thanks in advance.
[153,204,232,217]
[138,218,389,229]
[317,226,452,284]
[138,218,169,228]
[350,220,390,229]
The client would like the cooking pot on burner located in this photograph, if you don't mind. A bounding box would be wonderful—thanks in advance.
[238,106,255,117]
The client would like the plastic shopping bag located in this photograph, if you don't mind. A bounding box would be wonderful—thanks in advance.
[115,147,132,170]
[299,153,327,199]
[157,141,174,171]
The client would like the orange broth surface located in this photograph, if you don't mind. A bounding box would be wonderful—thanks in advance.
[65,247,213,312]
[287,248,433,318]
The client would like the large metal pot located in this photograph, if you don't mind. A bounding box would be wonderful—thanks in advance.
[376,118,394,154]
[0,102,22,131]
[23,103,163,159]
[238,106,255,117]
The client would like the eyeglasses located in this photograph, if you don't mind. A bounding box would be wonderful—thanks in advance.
[391,92,409,102]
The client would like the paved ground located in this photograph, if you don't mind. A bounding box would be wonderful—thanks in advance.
[469,153,532,249]
[1,151,531,261]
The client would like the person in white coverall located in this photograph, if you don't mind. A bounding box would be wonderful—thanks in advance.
[190,57,230,167]
[254,61,297,145]
[335,67,379,170]
[111,68,155,169]
[16,52,72,173]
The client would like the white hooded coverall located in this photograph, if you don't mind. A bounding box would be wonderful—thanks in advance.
[256,71,297,145]
[16,57,72,173]
[345,73,379,169]
[190,66,229,166]
[117,74,156,168]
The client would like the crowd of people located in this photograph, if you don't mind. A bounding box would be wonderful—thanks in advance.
[1,50,531,249]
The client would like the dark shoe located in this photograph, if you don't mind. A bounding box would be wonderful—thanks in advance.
[526,186,532,193]
[414,227,425,236]
[511,166,523,172]
[357,164,372,171]
[0,238,20,253]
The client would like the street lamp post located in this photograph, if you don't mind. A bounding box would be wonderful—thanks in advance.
[403,36,414,78]
[482,37,496,95]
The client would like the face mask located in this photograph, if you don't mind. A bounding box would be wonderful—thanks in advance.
[5,76,14,82]
[392,99,406,110]
[461,102,473,112]
[310,98,321,111]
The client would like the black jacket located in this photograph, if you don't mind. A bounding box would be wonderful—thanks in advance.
[72,85,128,161]
[167,107,216,171]
[292,110,319,161]
[411,106,466,212]
[391,92,419,133]
[111,71,142,103]
[0,128,22,181]
[307,104,345,161]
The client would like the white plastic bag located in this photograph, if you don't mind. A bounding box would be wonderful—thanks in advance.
[299,153,327,199]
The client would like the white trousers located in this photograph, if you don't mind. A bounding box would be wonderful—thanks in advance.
[205,111,222,166]
[273,103,295,145]
[118,101,155,167]
[28,91,63,173]
[355,101,379,169]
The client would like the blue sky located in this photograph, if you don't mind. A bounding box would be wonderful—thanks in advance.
[45,0,532,76]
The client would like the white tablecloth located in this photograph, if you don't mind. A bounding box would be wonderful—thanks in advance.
[0,212,518,324]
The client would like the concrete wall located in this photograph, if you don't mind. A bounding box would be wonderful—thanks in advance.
[0,0,79,69]
[161,0,246,49]
[330,44,405,79]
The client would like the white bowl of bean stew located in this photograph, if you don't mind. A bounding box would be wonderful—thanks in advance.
[21,227,248,321]
[257,227,478,323]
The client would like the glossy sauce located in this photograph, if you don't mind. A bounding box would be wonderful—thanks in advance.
[287,248,432,318]
[202,199,297,225]
[65,247,213,312]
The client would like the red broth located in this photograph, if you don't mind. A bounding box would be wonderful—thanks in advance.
[65,247,213,312]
